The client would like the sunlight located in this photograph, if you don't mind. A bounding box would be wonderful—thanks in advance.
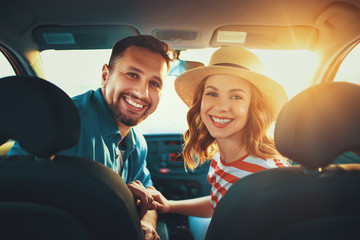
[253,49,319,99]
[334,43,360,84]
[181,48,319,100]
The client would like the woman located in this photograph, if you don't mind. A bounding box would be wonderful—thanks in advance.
[149,47,288,237]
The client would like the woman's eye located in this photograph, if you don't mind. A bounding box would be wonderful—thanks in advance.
[205,92,217,97]
[232,95,243,100]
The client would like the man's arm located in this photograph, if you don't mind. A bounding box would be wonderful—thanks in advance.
[141,210,159,240]
[127,180,157,219]
[127,181,160,240]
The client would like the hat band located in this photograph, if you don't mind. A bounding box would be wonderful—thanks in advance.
[214,63,249,70]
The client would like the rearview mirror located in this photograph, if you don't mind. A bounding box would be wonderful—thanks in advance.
[169,60,204,76]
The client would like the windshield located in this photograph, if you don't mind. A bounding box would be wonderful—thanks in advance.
[40,48,318,134]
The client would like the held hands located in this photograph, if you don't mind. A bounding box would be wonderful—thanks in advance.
[127,181,170,216]
[127,180,157,219]
[147,186,171,214]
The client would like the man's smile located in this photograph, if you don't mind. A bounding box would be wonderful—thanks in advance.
[125,96,145,109]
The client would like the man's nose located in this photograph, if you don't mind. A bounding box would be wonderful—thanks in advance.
[133,81,149,99]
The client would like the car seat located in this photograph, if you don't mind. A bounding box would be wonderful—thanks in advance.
[204,82,360,240]
[0,76,144,239]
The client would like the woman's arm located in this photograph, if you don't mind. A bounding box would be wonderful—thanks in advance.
[148,186,213,218]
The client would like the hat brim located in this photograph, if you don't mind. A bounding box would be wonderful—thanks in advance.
[175,65,288,118]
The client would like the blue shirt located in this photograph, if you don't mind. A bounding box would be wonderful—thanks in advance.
[8,88,153,187]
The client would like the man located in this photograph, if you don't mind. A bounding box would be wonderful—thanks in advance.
[8,35,172,240]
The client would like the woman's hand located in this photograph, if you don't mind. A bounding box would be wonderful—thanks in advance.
[147,186,171,214]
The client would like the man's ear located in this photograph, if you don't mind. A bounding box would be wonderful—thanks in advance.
[101,64,110,87]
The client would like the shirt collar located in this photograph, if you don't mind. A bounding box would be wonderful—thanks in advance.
[122,129,136,151]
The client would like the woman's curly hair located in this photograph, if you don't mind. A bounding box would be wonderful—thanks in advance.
[182,77,282,170]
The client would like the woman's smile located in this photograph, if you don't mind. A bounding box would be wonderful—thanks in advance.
[210,115,233,128]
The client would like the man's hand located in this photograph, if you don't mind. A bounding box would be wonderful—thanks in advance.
[127,180,157,219]
[141,216,160,240]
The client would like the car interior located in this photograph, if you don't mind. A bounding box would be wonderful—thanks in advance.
[0,75,144,239]
[0,0,360,239]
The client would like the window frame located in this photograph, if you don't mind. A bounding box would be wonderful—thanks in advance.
[0,43,27,76]
[320,39,360,84]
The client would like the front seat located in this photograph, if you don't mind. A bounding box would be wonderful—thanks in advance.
[0,76,143,239]
[204,82,360,240]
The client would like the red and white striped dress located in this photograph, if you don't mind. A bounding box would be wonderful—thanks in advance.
[207,153,287,209]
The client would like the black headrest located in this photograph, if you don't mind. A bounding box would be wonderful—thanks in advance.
[0,76,80,157]
[274,82,360,170]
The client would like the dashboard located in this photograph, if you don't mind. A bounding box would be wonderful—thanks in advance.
[145,134,211,200]
[145,133,211,239]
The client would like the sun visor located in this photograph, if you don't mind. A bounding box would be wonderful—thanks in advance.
[316,2,359,35]
[210,25,319,50]
[33,25,140,50]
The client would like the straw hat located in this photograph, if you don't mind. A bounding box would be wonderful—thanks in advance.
[175,47,288,118]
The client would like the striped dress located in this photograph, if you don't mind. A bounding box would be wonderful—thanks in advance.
[207,153,287,209]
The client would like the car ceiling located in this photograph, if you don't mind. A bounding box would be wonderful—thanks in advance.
[1,0,360,71]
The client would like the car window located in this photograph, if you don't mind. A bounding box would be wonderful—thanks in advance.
[40,48,318,135]
[334,42,360,85]
[0,51,15,78]
[0,50,16,155]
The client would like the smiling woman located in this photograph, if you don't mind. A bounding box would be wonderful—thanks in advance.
[40,48,318,135]
[1,0,360,239]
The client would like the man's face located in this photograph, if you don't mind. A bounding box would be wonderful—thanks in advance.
[101,46,168,127]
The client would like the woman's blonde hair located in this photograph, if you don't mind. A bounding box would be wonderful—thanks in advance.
[182,76,282,170]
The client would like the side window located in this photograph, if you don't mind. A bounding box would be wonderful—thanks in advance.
[0,50,16,156]
[0,50,15,78]
[333,42,360,85]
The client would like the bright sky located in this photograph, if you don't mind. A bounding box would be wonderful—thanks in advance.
[0,52,16,78]
[334,43,360,84]
[40,48,319,134]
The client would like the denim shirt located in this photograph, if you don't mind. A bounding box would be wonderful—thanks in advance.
[8,88,153,187]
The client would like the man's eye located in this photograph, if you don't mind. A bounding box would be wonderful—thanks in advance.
[127,72,138,79]
[150,81,161,89]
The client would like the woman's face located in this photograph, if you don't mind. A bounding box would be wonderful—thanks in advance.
[200,74,252,140]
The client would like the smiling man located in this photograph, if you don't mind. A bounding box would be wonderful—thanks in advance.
[8,35,172,240]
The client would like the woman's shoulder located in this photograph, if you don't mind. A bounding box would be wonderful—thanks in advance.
[248,155,290,168]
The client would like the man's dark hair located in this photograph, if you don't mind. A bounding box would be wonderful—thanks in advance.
[108,35,172,71]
